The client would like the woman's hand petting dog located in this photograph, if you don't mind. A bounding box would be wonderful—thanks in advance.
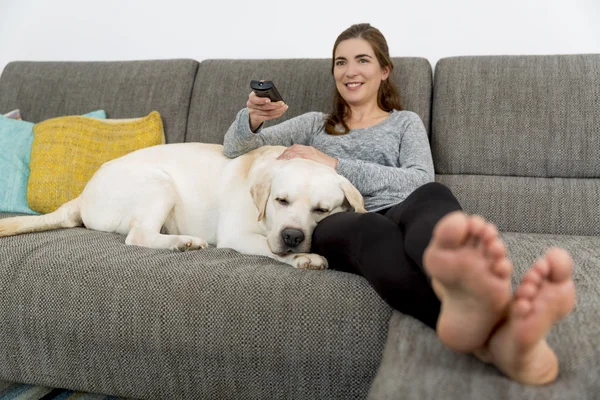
[277,144,339,170]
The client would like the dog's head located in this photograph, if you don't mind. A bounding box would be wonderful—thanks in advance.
[250,158,366,255]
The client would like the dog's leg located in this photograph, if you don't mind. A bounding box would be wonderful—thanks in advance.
[126,224,208,252]
[123,193,207,252]
[219,234,328,269]
[80,166,209,252]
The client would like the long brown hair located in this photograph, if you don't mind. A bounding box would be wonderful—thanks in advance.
[325,23,402,135]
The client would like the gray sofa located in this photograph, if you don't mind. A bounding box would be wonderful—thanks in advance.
[0,54,598,399]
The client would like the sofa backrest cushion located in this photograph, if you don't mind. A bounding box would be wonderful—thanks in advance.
[0,60,198,144]
[186,58,432,144]
[432,54,600,235]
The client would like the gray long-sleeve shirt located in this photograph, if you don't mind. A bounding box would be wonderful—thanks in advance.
[223,108,435,212]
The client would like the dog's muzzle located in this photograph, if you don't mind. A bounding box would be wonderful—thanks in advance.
[281,228,305,248]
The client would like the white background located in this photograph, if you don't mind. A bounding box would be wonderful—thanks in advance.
[0,0,599,75]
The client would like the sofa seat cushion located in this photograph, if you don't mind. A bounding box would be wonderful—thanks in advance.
[0,213,392,399]
[368,231,600,399]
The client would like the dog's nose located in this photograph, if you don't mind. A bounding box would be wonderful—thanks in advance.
[282,228,305,247]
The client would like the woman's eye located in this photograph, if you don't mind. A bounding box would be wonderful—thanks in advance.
[335,61,345,66]
[359,58,368,63]
[276,198,289,205]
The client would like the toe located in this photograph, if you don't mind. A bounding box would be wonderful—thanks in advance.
[522,265,544,285]
[516,282,538,299]
[513,298,532,317]
[545,248,574,282]
[486,239,507,261]
[468,215,487,238]
[492,258,513,279]
[432,211,470,248]
[533,257,551,278]
[481,223,499,245]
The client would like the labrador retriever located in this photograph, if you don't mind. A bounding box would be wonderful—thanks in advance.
[0,143,366,269]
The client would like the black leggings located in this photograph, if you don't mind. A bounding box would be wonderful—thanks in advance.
[311,182,462,329]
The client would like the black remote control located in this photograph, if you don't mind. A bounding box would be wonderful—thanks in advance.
[250,80,284,102]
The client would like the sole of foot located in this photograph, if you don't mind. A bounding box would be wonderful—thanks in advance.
[424,211,513,352]
[484,247,576,385]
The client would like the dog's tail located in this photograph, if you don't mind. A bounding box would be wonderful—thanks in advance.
[0,197,83,237]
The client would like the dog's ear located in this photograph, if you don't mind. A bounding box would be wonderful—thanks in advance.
[250,173,272,221]
[340,178,367,213]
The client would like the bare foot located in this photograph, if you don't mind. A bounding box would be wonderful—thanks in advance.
[479,248,576,385]
[423,211,513,352]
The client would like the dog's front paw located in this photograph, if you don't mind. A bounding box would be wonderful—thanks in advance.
[292,253,328,270]
[174,236,208,251]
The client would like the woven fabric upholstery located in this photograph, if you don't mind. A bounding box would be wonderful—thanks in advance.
[369,231,600,400]
[432,54,600,235]
[0,213,391,400]
[0,60,198,144]
[432,54,600,177]
[186,58,432,144]
[435,174,600,236]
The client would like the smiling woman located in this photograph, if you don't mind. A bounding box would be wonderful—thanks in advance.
[328,26,401,133]
[221,22,577,386]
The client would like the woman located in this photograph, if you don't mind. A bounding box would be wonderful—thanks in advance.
[223,23,576,385]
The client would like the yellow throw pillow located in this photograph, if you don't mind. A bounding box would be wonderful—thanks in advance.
[28,111,165,214]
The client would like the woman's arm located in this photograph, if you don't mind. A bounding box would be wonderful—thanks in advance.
[222,109,325,158]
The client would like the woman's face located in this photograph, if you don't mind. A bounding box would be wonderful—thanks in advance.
[333,38,390,108]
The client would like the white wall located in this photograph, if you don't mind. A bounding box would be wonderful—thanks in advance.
[0,0,599,76]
